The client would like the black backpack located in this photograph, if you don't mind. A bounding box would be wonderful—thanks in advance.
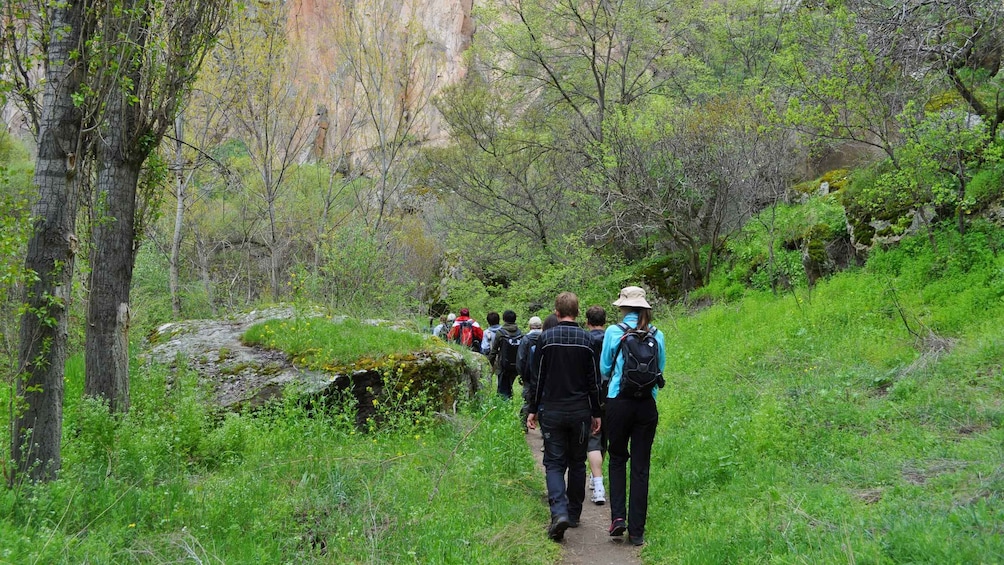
[496,328,523,377]
[613,323,665,398]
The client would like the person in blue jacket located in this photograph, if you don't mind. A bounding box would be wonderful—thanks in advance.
[600,286,666,547]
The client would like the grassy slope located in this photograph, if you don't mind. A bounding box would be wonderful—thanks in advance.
[649,235,1004,562]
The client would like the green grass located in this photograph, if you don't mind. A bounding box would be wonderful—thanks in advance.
[646,227,1004,563]
[242,316,435,369]
[1,358,554,563]
[3,224,1004,563]
[1,315,548,563]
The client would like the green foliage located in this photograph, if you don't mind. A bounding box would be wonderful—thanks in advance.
[964,150,1004,213]
[130,246,215,333]
[293,219,427,317]
[445,236,633,323]
[722,195,848,292]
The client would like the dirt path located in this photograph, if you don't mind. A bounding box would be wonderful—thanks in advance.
[525,431,642,565]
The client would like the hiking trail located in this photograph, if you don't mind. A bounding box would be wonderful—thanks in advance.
[525,430,642,565]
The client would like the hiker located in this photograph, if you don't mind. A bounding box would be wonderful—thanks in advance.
[601,286,666,547]
[481,311,501,355]
[526,293,603,541]
[517,315,544,429]
[488,310,522,399]
[447,308,484,352]
[519,315,559,428]
[585,305,608,505]
[432,314,450,338]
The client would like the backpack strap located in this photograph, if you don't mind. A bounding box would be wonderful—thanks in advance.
[612,322,630,363]
[612,322,656,361]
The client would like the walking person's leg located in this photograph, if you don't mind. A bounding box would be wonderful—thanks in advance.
[626,398,658,544]
[565,411,591,524]
[540,409,572,540]
[605,398,630,535]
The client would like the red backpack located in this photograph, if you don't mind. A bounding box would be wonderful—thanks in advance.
[452,319,480,351]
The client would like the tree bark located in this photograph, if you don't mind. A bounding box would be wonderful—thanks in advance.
[13,0,86,482]
[85,79,141,413]
[171,114,185,318]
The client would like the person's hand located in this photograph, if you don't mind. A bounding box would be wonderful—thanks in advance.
[527,413,538,430]
[591,417,601,435]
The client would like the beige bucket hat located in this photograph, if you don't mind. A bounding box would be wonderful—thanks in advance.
[612,286,651,309]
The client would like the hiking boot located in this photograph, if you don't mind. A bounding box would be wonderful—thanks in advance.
[568,516,580,528]
[548,515,571,541]
[591,481,606,505]
[608,518,626,537]
[629,534,645,546]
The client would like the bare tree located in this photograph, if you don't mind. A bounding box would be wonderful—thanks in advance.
[424,76,572,257]
[331,0,441,233]
[221,1,314,300]
[601,99,800,287]
[475,0,684,149]
[850,0,1004,138]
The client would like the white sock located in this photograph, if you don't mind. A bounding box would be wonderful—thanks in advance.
[593,476,604,488]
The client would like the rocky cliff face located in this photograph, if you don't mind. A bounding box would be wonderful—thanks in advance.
[287,0,475,159]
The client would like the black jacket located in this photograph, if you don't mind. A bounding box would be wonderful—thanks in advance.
[530,321,602,417]
[488,322,522,375]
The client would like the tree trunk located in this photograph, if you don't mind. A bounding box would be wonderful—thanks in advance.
[13,0,86,483]
[85,84,141,413]
[170,114,185,318]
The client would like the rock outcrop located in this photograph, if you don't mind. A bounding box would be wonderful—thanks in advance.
[144,307,482,428]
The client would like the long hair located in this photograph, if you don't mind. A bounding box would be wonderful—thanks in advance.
[625,307,652,333]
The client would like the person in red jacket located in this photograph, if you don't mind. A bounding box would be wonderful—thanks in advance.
[447,308,485,352]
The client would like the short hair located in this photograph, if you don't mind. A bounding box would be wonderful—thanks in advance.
[543,313,560,331]
[586,305,606,327]
[554,292,579,319]
[487,311,500,325]
[502,310,516,324]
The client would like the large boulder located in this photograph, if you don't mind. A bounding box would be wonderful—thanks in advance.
[143,308,483,428]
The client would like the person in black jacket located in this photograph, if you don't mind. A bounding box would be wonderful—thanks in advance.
[526,292,603,541]
[488,310,521,399]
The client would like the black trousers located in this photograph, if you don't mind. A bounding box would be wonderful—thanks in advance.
[496,370,516,399]
[539,405,591,521]
[606,395,659,537]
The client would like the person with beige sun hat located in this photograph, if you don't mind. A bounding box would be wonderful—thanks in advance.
[600,285,666,547]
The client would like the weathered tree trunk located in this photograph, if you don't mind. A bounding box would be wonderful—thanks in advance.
[85,84,141,413]
[13,0,86,483]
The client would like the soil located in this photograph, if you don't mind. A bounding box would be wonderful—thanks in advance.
[525,431,642,565]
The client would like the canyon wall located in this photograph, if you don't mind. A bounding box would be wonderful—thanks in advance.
[287,0,475,161]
